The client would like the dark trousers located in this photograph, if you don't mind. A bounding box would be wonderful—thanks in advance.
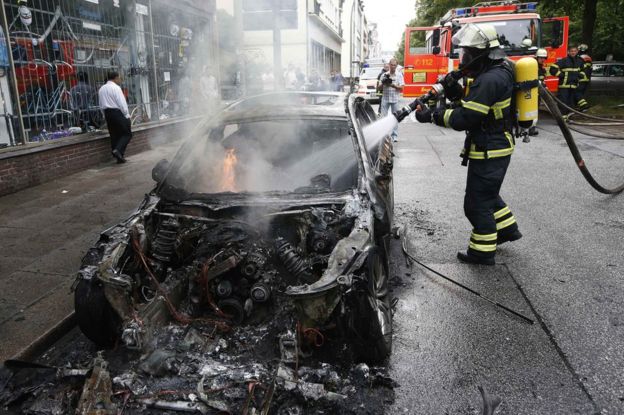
[576,83,589,109]
[557,87,576,114]
[104,109,132,156]
[464,156,519,259]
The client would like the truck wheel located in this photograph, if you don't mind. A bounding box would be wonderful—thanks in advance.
[353,247,393,363]
[74,278,120,349]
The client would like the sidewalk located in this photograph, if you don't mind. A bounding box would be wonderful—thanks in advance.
[0,140,180,361]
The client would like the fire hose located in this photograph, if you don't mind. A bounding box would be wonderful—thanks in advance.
[541,86,624,140]
[394,76,624,195]
[538,84,624,194]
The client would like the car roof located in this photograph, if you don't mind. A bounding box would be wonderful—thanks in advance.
[222,91,347,123]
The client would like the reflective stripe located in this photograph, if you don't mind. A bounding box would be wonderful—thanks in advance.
[443,109,453,127]
[461,100,490,114]
[471,232,497,241]
[496,216,516,230]
[491,98,511,120]
[467,145,513,159]
[493,206,511,219]
[561,68,579,72]
[469,242,497,252]
[558,85,577,89]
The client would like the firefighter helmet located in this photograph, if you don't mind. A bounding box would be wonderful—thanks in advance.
[452,23,505,59]
[536,48,548,58]
[578,43,589,52]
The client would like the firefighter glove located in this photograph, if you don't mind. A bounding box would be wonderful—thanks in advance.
[415,106,432,123]
[431,108,446,126]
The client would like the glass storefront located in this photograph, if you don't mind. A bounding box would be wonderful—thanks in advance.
[0,0,217,146]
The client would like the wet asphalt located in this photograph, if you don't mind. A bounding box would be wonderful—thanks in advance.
[387,109,624,414]
[1,106,623,414]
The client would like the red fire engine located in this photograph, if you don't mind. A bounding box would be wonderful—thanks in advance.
[402,1,569,97]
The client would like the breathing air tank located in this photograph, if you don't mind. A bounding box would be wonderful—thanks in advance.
[514,57,539,129]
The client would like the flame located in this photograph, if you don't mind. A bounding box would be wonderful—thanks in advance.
[219,148,237,192]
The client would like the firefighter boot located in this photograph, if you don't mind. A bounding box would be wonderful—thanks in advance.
[457,251,495,266]
[497,229,523,245]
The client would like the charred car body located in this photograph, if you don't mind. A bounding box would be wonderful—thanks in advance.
[74,92,395,365]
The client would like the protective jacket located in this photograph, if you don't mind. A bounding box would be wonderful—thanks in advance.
[579,54,592,84]
[435,60,515,163]
[549,55,584,88]
[538,64,546,82]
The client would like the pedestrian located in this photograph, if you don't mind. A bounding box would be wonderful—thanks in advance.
[70,71,99,131]
[98,71,131,164]
[379,59,403,142]
[309,69,321,91]
[284,64,297,90]
[549,45,583,114]
[333,71,344,92]
[199,65,219,113]
[376,63,389,93]
[413,23,522,265]
[528,48,548,136]
[576,43,592,111]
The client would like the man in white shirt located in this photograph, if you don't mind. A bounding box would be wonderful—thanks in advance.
[98,71,132,163]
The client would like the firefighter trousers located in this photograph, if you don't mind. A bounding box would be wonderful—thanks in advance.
[557,88,576,114]
[576,84,589,110]
[464,156,519,259]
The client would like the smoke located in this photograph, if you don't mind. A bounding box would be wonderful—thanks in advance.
[157,4,359,196]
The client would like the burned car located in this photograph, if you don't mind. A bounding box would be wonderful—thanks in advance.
[73,92,395,367]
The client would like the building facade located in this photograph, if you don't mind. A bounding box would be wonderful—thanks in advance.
[0,0,218,146]
[340,0,368,80]
[217,0,343,92]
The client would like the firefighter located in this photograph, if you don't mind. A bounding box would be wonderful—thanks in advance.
[549,45,583,114]
[576,43,592,111]
[413,23,521,265]
[528,48,548,136]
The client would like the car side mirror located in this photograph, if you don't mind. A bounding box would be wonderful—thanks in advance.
[432,46,441,55]
[432,29,440,47]
[152,159,170,183]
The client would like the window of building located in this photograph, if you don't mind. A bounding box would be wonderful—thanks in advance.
[2,0,216,144]
[242,0,297,31]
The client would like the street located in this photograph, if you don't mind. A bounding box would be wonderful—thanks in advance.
[389,112,624,414]
[0,110,623,414]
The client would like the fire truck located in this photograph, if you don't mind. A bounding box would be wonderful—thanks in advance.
[402,1,569,97]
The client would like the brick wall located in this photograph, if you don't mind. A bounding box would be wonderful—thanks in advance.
[0,119,193,197]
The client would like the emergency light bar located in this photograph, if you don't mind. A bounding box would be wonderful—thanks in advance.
[440,1,538,23]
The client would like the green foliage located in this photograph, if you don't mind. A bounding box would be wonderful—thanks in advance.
[396,0,624,62]
[394,0,468,64]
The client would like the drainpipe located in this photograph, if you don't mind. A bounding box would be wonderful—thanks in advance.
[147,0,160,120]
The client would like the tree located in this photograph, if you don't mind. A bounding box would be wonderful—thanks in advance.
[394,0,466,64]
[581,0,598,51]
[396,0,624,60]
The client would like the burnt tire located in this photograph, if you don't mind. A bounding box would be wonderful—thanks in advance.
[352,247,393,364]
[74,278,120,349]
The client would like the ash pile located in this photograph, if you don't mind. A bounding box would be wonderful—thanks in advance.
[1,205,396,413]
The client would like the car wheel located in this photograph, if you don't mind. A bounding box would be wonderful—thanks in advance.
[352,247,393,363]
[74,278,121,349]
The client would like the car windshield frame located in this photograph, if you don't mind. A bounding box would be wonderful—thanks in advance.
[158,114,363,199]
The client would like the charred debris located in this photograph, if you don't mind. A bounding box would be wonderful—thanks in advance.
[1,191,396,414]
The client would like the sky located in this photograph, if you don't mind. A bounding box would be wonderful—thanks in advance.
[364,0,416,52]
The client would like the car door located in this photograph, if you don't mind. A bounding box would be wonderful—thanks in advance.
[589,64,608,96]
[607,64,624,96]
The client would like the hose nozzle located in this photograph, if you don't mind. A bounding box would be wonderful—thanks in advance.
[393,99,420,123]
